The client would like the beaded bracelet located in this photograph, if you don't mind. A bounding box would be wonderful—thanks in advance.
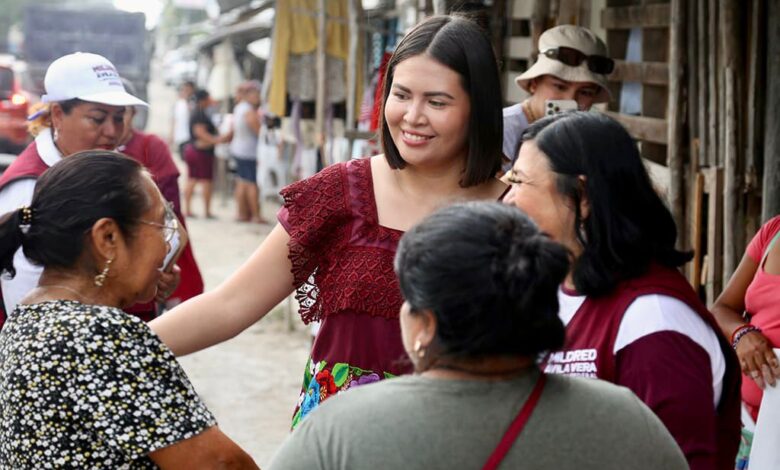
[731,324,761,349]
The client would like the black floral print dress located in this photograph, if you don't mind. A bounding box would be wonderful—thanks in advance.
[0,300,216,469]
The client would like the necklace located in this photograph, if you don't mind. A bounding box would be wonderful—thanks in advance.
[37,284,95,304]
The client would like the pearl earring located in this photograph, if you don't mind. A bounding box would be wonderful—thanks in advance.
[414,340,426,358]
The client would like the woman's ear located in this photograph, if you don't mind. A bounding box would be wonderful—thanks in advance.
[49,103,64,132]
[416,309,438,349]
[89,217,121,263]
[577,175,590,221]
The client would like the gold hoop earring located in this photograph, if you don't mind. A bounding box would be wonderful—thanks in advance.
[94,258,113,287]
[414,339,426,359]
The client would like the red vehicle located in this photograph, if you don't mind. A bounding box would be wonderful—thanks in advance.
[0,56,35,155]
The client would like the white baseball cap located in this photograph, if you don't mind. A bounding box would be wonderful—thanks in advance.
[41,52,148,107]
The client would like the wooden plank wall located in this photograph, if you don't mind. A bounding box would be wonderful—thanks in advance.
[600,0,766,304]
[502,0,536,105]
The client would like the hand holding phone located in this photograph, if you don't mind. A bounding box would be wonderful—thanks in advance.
[161,206,188,273]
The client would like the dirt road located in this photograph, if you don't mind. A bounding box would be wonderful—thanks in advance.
[147,68,310,466]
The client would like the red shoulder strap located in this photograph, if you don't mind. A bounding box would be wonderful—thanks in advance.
[482,373,547,470]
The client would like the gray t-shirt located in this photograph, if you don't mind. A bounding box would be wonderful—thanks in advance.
[502,103,529,172]
[229,101,259,160]
[269,371,687,470]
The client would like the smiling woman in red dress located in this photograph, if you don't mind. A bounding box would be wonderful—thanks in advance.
[150,15,508,426]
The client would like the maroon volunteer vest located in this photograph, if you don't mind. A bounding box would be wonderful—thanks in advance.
[0,142,48,192]
[0,142,49,329]
[543,264,740,470]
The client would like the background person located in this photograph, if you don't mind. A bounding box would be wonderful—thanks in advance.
[502,111,741,470]
[502,25,612,172]
[183,89,230,219]
[118,81,205,319]
[712,216,780,428]
[0,52,148,318]
[0,152,258,469]
[229,80,266,223]
[150,15,507,427]
[269,202,687,470]
[171,80,195,159]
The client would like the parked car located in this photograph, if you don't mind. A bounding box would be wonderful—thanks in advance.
[0,55,36,155]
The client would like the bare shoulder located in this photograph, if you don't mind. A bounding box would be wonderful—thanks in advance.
[369,154,390,177]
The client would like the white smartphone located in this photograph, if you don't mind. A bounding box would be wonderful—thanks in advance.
[162,223,188,273]
[545,99,579,116]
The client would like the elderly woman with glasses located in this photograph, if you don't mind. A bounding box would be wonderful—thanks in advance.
[502,112,741,470]
[0,52,178,326]
[0,152,258,468]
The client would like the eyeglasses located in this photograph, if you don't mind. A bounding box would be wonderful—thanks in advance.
[542,46,615,75]
[139,202,179,243]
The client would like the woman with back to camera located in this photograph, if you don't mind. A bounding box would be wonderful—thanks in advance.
[151,14,507,427]
[0,152,257,469]
[502,111,741,469]
[269,202,687,470]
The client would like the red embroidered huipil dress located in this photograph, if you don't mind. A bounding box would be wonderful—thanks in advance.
[277,158,410,427]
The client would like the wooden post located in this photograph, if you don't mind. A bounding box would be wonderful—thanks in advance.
[667,0,685,248]
[490,0,506,79]
[346,0,359,133]
[315,0,327,165]
[685,0,700,270]
[345,0,360,164]
[746,0,765,194]
[531,0,551,61]
[708,0,719,166]
[764,0,780,222]
[723,67,739,283]
[687,0,698,149]
[697,0,708,167]
[706,167,724,303]
[720,0,742,282]
[692,171,705,289]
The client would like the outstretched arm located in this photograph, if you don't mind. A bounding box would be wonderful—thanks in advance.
[150,224,295,356]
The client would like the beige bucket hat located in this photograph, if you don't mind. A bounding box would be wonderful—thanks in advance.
[516,25,612,103]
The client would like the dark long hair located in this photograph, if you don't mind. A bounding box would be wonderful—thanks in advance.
[0,151,150,277]
[379,15,502,187]
[395,202,568,359]
[522,112,692,296]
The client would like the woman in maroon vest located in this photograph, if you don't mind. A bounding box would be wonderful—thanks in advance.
[502,111,740,470]
[0,52,163,325]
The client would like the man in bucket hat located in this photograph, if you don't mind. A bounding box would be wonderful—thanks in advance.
[0,52,148,318]
[502,25,613,171]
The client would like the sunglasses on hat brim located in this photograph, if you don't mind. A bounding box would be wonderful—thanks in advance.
[542,46,615,75]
